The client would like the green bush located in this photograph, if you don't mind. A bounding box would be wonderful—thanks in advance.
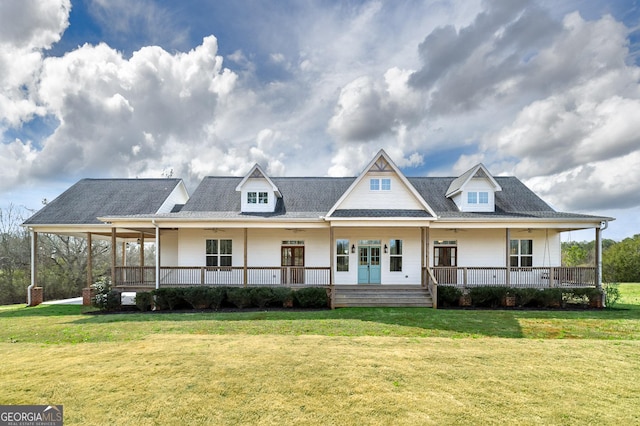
[603,283,620,308]
[152,288,186,310]
[91,276,121,311]
[469,286,510,308]
[226,287,253,309]
[437,286,462,307]
[271,287,294,308]
[249,287,276,308]
[183,286,226,310]
[293,287,328,308]
[135,291,153,311]
[516,288,545,307]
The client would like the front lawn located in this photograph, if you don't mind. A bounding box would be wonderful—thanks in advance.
[1,284,639,425]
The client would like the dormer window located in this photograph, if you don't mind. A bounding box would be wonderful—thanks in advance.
[247,191,269,204]
[370,178,391,191]
[467,191,489,204]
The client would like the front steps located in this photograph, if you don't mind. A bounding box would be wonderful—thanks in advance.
[333,285,433,308]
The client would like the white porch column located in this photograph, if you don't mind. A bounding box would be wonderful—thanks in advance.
[244,228,248,286]
[87,232,93,287]
[27,230,38,306]
[329,227,335,286]
[154,221,160,290]
[596,225,602,289]
[111,228,117,285]
[505,228,511,286]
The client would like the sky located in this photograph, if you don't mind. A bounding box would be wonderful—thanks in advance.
[1,0,639,242]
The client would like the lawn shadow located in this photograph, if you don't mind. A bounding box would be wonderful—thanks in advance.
[52,304,640,339]
[0,304,85,318]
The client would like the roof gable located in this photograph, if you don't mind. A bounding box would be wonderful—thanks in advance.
[445,163,502,197]
[327,149,436,218]
[235,164,281,198]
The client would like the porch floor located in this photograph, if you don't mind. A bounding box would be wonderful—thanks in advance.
[333,285,433,308]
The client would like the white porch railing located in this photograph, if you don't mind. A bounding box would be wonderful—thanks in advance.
[114,266,331,288]
[430,266,596,289]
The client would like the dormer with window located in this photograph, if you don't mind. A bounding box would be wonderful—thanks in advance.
[236,164,281,213]
[445,164,502,212]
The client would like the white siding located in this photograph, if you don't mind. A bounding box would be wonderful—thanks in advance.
[339,173,424,210]
[177,228,246,266]
[429,229,562,267]
[160,230,179,266]
[333,228,422,285]
[247,229,330,267]
[452,178,496,212]
[156,182,189,214]
[240,179,277,213]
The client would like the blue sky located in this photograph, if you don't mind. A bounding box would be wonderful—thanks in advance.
[1,0,639,241]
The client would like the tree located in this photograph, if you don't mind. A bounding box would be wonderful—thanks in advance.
[0,205,30,304]
[603,234,640,283]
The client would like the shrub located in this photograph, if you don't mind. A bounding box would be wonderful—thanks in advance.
[249,287,276,308]
[91,276,121,311]
[183,286,226,310]
[135,292,153,311]
[271,287,294,308]
[603,282,620,308]
[226,287,253,309]
[437,286,462,307]
[293,287,328,308]
[469,286,510,308]
[152,288,186,310]
[516,288,545,307]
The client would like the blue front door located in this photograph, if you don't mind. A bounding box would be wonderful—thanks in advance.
[358,246,381,284]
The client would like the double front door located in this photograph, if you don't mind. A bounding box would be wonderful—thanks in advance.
[358,245,381,284]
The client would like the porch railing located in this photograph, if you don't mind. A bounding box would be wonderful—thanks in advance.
[430,266,596,289]
[422,267,438,309]
[114,266,331,288]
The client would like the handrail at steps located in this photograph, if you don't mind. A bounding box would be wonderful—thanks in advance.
[423,267,438,309]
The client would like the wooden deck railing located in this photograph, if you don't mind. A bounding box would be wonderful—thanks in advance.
[422,267,439,309]
[429,266,596,289]
[114,266,331,288]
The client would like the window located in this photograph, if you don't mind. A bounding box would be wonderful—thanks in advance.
[206,239,232,267]
[478,191,489,204]
[258,192,268,204]
[381,178,391,191]
[247,192,257,204]
[510,239,532,267]
[389,239,402,272]
[467,192,477,204]
[468,191,489,204]
[336,239,349,272]
[370,178,391,191]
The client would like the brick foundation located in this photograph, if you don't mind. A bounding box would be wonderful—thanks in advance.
[82,287,95,306]
[29,287,43,306]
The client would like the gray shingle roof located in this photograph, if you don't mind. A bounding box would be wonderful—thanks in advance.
[180,177,355,218]
[23,178,183,225]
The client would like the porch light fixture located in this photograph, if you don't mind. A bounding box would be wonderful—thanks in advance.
[384,244,388,253]
[351,244,355,253]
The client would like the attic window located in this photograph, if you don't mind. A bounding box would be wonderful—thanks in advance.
[248,191,268,204]
[370,178,391,191]
[467,191,489,204]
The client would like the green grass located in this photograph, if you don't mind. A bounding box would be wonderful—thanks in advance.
[1,284,639,425]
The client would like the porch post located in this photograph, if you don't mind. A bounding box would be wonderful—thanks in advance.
[111,228,117,286]
[505,228,511,286]
[329,227,334,286]
[421,227,425,286]
[595,225,602,289]
[243,228,248,286]
[27,230,38,306]
[154,222,160,290]
[122,242,127,266]
[87,233,93,287]
[139,232,145,267]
